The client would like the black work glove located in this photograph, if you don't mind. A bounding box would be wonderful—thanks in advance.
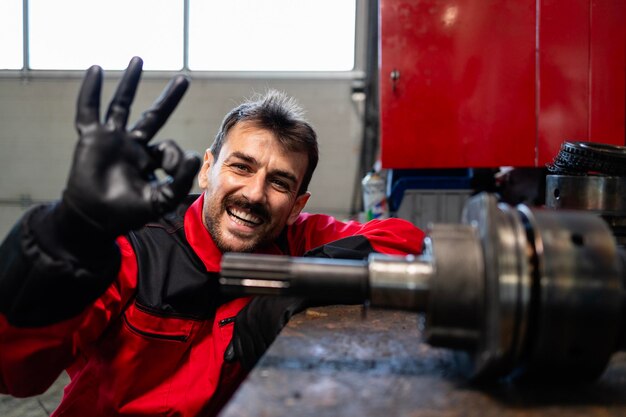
[224,296,308,370]
[59,56,201,238]
[4,57,200,327]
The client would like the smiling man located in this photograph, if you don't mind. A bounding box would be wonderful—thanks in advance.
[200,116,312,253]
[0,59,424,416]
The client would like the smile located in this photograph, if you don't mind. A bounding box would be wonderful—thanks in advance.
[227,207,263,227]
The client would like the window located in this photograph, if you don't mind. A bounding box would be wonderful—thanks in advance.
[0,0,23,70]
[29,0,183,70]
[188,0,356,71]
[1,0,357,73]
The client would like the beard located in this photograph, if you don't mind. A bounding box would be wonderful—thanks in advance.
[203,192,279,253]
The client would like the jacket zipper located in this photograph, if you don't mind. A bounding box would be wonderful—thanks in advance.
[218,316,236,327]
[123,314,189,342]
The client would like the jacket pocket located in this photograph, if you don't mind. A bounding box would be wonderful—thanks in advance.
[122,301,196,342]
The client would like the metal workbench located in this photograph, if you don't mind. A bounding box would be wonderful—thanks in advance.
[219,305,626,417]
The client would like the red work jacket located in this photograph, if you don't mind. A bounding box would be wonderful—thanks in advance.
[0,194,424,416]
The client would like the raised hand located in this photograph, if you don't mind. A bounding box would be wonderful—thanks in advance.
[63,57,200,237]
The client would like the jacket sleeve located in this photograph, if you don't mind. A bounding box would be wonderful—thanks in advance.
[288,213,425,258]
[225,215,424,374]
[0,204,138,397]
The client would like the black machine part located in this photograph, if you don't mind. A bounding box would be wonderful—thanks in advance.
[220,193,626,381]
[547,141,626,176]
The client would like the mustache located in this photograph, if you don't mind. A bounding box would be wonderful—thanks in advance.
[223,195,270,222]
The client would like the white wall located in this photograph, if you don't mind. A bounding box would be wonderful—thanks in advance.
[0,75,364,238]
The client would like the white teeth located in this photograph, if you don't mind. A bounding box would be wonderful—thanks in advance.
[230,208,262,225]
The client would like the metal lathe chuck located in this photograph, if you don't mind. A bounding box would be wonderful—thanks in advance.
[220,193,625,381]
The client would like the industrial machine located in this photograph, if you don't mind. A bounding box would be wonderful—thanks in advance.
[220,191,626,382]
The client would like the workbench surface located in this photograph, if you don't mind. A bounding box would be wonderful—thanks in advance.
[219,305,626,417]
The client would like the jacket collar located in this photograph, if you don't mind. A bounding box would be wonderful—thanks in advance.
[184,193,223,272]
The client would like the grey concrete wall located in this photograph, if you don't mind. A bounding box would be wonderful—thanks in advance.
[0,75,364,238]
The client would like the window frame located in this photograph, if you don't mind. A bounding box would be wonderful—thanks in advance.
[1,0,367,81]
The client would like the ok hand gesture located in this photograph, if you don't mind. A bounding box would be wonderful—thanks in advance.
[64,57,200,237]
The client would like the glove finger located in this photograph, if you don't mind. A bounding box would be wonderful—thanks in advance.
[129,74,190,144]
[148,141,200,214]
[75,65,103,134]
[105,56,143,131]
[151,140,201,181]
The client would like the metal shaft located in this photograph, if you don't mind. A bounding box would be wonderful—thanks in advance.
[220,253,370,304]
[219,193,626,381]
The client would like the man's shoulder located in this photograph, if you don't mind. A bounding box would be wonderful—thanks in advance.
[292,211,334,224]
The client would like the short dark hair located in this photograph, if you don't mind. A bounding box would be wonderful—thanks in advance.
[210,90,319,196]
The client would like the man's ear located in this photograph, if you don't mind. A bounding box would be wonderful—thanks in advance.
[287,192,311,225]
[197,149,214,189]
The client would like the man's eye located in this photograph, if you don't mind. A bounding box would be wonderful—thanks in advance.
[231,164,250,172]
[271,179,290,191]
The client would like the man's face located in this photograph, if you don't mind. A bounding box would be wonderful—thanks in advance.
[198,122,310,253]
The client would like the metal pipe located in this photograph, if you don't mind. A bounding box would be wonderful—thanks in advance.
[219,193,626,381]
[220,253,370,304]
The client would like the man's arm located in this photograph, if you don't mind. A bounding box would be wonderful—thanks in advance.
[0,56,199,327]
[0,57,199,395]
[224,214,424,370]
[290,213,425,257]
[0,236,140,397]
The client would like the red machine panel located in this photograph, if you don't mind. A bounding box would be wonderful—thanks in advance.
[537,0,590,165]
[380,0,625,169]
[588,0,626,150]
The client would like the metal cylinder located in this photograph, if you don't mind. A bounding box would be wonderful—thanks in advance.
[220,253,369,303]
[219,192,626,381]
[546,174,626,247]
[424,224,484,351]
[368,253,432,311]
[459,193,533,378]
[519,206,622,379]
[546,175,626,214]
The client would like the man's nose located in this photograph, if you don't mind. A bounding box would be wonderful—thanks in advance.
[242,174,267,203]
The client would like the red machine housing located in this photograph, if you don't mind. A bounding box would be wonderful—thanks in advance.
[379,0,626,169]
